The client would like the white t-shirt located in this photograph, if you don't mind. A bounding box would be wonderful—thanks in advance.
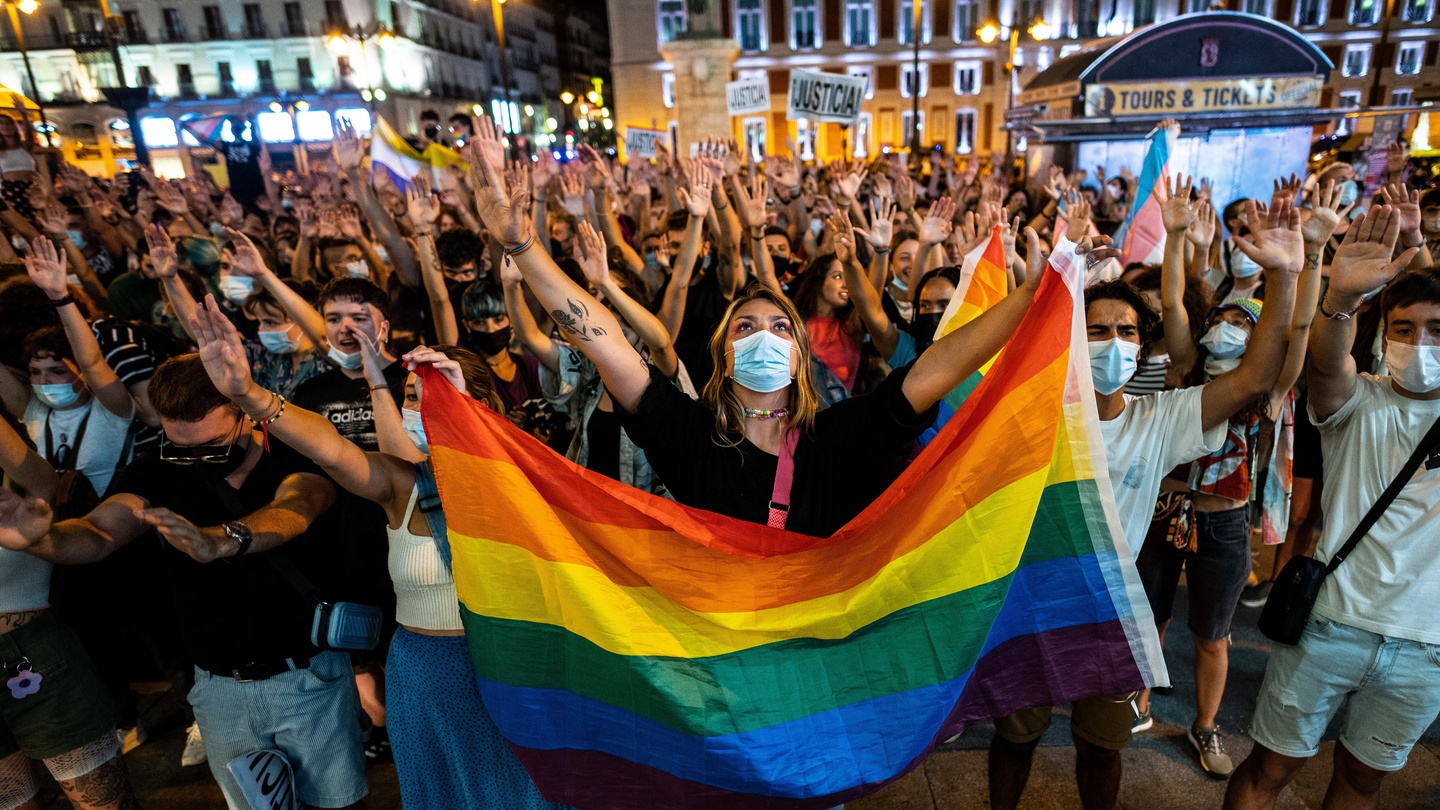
[1099,386,1227,557]
[24,396,134,498]
[1309,374,1440,644]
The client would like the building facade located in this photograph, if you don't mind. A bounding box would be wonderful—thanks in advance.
[0,0,601,175]
[609,0,1440,162]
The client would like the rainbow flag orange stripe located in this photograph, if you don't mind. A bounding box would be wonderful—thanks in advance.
[422,240,1165,809]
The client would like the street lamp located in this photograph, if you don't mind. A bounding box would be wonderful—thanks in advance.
[908,0,923,161]
[977,13,1049,153]
[492,0,514,128]
[328,23,394,108]
[1,0,52,147]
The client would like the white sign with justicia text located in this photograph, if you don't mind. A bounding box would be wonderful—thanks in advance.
[785,69,867,127]
[726,78,771,116]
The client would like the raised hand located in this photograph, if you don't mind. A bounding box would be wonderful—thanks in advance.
[532,148,559,191]
[1154,173,1195,233]
[578,144,611,190]
[0,490,53,553]
[768,151,800,195]
[676,163,713,219]
[333,119,364,170]
[653,141,674,177]
[295,201,319,239]
[827,210,857,266]
[407,173,440,227]
[472,115,506,179]
[220,192,245,228]
[1300,179,1344,247]
[336,206,366,241]
[919,197,956,245]
[1380,182,1422,242]
[24,237,68,297]
[1232,195,1304,276]
[1197,177,1214,202]
[895,172,917,214]
[721,139,742,178]
[733,171,768,229]
[1327,205,1419,302]
[144,224,178,278]
[470,121,532,247]
[190,294,259,399]
[1186,200,1217,248]
[153,180,189,214]
[1062,189,1092,238]
[835,164,867,204]
[1386,141,1410,176]
[402,346,467,394]
[222,227,269,278]
[34,200,68,236]
[575,219,610,290]
[855,197,896,249]
[558,172,586,218]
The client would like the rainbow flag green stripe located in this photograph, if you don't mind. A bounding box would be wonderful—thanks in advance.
[424,241,1165,808]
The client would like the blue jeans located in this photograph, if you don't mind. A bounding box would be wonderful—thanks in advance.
[1250,615,1440,771]
[189,650,368,808]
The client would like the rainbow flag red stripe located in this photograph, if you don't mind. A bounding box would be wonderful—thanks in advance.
[422,240,1165,809]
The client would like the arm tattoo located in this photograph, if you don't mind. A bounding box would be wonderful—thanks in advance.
[550,298,607,342]
[0,609,43,633]
[1304,253,1321,273]
[56,755,141,810]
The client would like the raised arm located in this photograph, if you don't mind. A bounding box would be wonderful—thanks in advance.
[658,166,713,340]
[499,254,560,373]
[1276,179,1345,399]
[576,221,679,379]
[222,227,329,351]
[1381,182,1433,272]
[855,197,896,294]
[1155,174,1199,372]
[1308,206,1418,422]
[732,170,780,296]
[406,176,459,345]
[335,121,421,288]
[26,238,134,419]
[32,197,108,310]
[190,294,410,510]
[833,211,899,359]
[470,120,651,412]
[1199,196,1304,431]
[0,414,57,503]
[0,490,147,564]
[912,197,956,306]
[579,145,644,276]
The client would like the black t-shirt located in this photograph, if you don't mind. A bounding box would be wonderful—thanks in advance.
[292,362,409,451]
[222,138,265,205]
[584,405,622,480]
[110,438,336,673]
[657,262,728,389]
[615,363,936,537]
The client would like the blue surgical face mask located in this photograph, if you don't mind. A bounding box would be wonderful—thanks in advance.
[1200,321,1250,360]
[373,245,391,265]
[208,222,225,238]
[402,408,429,454]
[220,275,254,304]
[327,346,363,370]
[257,325,300,355]
[1337,179,1359,207]
[810,219,824,237]
[345,260,370,278]
[66,229,87,250]
[1088,338,1140,395]
[643,251,661,271]
[33,381,80,409]
[729,329,795,393]
[1230,245,1261,278]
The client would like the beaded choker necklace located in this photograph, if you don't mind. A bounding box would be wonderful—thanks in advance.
[743,407,790,420]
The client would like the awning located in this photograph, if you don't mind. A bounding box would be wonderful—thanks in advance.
[0,85,41,113]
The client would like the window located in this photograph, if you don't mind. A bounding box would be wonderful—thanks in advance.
[162,7,184,41]
[243,3,264,36]
[1397,41,1424,75]
[203,6,224,38]
[1392,87,1413,106]
[121,10,143,40]
[955,108,976,154]
[1015,0,1044,25]
[954,60,981,94]
[743,116,767,162]
[1077,0,1099,36]
[284,2,303,36]
[324,0,344,27]
[1336,90,1363,108]
[662,72,676,108]
[137,65,155,86]
[792,0,820,49]
[1403,0,1434,21]
[1294,0,1327,25]
[257,59,275,92]
[900,109,925,148]
[1242,0,1270,13]
[952,0,980,41]
[1037,46,1053,70]
[297,57,314,90]
[140,116,179,148]
[845,0,875,46]
[846,65,874,98]
[900,63,929,98]
[217,61,234,94]
[736,0,766,51]
[1133,0,1155,26]
[1342,44,1371,77]
[658,0,686,43]
[898,0,931,45]
[336,55,352,84]
[795,118,816,161]
[1349,0,1379,24]
[854,112,872,158]
[176,63,195,96]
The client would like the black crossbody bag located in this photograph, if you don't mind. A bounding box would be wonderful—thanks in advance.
[1259,413,1440,645]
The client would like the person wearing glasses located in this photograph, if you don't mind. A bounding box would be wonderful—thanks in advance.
[0,354,371,810]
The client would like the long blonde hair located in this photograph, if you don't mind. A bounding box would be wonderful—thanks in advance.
[701,286,820,447]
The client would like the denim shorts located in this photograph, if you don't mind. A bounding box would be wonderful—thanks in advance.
[1136,505,1251,642]
[1250,615,1440,772]
[189,650,368,808]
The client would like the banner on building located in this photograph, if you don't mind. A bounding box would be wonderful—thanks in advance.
[786,69,867,127]
[1084,76,1324,117]
[623,127,668,159]
[726,78,771,117]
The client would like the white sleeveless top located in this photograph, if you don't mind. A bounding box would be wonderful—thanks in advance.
[0,548,50,612]
[0,148,36,173]
[386,484,463,631]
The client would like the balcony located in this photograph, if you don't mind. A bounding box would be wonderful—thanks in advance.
[65,30,111,51]
[282,20,308,37]
[244,23,267,39]
[203,24,229,40]
[162,26,188,43]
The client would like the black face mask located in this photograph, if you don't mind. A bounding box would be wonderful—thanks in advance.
[467,326,513,356]
[771,255,798,283]
[910,313,944,354]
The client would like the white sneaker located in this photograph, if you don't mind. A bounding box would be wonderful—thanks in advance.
[116,723,147,755]
[181,722,208,767]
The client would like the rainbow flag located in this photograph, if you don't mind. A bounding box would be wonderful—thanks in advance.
[1112,122,1177,266]
[421,239,1166,810]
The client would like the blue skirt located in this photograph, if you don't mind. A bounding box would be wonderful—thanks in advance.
[387,627,570,810]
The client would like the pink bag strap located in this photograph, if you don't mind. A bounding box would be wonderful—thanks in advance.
[766,430,800,530]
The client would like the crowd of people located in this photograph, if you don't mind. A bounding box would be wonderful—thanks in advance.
[0,106,1433,810]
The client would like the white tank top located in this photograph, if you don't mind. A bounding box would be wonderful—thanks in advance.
[0,148,36,173]
[386,483,463,631]
[0,548,50,612]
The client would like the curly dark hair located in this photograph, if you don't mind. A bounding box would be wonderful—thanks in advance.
[1084,280,1162,364]
[435,230,486,270]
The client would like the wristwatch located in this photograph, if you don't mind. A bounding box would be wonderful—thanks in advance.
[223,521,254,558]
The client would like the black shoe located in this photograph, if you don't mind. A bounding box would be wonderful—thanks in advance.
[1240,580,1273,609]
[364,726,391,762]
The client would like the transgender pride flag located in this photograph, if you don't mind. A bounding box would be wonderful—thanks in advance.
[1112,122,1179,266]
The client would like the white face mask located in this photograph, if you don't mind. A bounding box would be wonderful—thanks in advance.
[1088,337,1140,395]
[344,260,370,278]
[1229,245,1261,279]
[1386,342,1440,394]
[220,275,255,304]
[326,346,363,370]
[402,407,429,454]
[1200,321,1250,360]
